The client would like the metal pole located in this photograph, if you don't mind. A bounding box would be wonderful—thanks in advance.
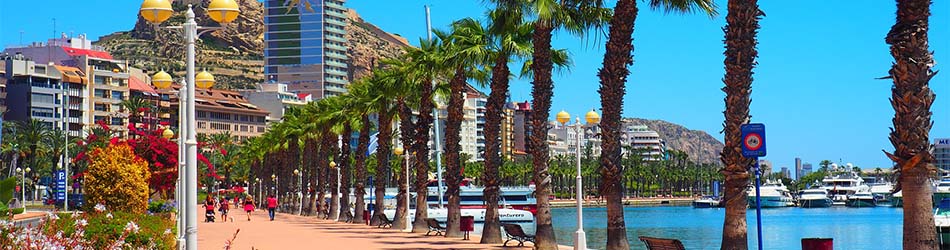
[336,168,341,219]
[424,5,444,209]
[403,154,411,231]
[754,158,763,250]
[183,6,199,250]
[574,120,586,250]
[62,82,69,212]
[177,83,187,248]
[298,172,303,215]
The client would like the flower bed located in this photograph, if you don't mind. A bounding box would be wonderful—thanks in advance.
[0,204,176,249]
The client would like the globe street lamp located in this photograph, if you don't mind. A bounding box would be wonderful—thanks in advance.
[140,1,238,249]
[255,177,261,205]
[16,167,30,205]
[556,109,600,250]
[294,169,302,215]
[394,147,411,232]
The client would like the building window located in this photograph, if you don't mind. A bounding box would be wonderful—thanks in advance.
[94,76,109,85]
[210,112,231,120]
[198,122,207,129]
[31,107,55,118]
[240,125,248,132]
[256,116,265,123]
[112,91,124,100]
[257,127,265,133]
[94,89,109,98]
[198,111,207,118]
[211,123,230,131]
[111,117,123,126]
[94,104,109,112]
[31,93,55,104]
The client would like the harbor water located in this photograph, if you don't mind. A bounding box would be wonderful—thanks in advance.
[550,206,903,250]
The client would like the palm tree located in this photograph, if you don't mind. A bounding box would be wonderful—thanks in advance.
[883,0,937,248]
[121,96,153,129]
[595,0,714,248]
[518,1,609,247]
[479,3,534,243]
[437,18,491,237]
[348,79,374,224]
[719,0,762,249]
[16,120,50,175]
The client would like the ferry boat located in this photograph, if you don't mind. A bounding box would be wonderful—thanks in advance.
[798,188,833,208]
[846,191,877,207]
[692,196,721,208]
[383,208,537,235]
[935,198,950,246]
[425,180,537,215]
[934,177,950,206]
[821,172,871,205]
[746,180,795,208]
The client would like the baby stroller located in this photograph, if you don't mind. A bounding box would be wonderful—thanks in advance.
[205,210,216,222]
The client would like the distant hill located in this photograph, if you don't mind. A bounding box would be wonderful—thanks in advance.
[94,0,407,89]
[624,118,724,165]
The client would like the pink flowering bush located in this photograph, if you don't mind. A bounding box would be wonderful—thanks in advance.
[0,204,175,249]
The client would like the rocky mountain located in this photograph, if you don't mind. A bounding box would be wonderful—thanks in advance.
[94,0,408,89]
[624,118,724,165]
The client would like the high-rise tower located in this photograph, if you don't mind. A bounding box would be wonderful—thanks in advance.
[264,0,349,100]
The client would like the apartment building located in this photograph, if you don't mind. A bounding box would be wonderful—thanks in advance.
[3,55,86,137]
[264,0,349,100]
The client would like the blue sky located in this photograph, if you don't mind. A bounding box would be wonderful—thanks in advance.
[1,1,948,173]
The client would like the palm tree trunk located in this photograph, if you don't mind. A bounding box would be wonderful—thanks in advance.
[339,124,354,222]
[353,114,371,224]
[530,21,558,250]
[480,54,509,244]
[597,1,637,248]
[317,132,331,218]
[885,0,937,249]
[306,138,318,216]
[720,0,761,249]
[394,100,415,230]
[329,133,341,220]
[412,77,436,233]
[444,66,466,238]
[371,106,393,226]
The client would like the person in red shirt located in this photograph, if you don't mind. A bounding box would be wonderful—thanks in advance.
[219,196,230,222]
[266,195,278,221]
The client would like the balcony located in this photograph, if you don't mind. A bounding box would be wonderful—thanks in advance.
[325,85,348,94]
[326,60,346,68]
[326,42,346,52]
[326,33,347,43]
[325,8,347,19]
[326,18,347,27]
[325,1,345,10]
[326,51,348,60]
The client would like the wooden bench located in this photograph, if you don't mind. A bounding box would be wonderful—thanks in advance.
[425,218,446,236]
[639,236,685,250]
[376,214,393,228]
[501,223,535,247]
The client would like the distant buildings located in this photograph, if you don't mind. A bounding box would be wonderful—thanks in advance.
[621,124,665,161]
[780,167,791,179]
[758,159,773,175]
[263,0,349,100]
[802,163,813,176]
[795,157,802,180]
[162,85,270,142]
[3,55,85,137]
[239,83,309,123]
[501,101,532,159]
[5,34,131,133]
[936,138,950,172]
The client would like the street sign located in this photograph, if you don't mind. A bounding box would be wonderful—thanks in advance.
[55,170,67,201]
[741,123,767,158]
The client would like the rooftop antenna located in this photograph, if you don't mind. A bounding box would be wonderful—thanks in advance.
[49,18,56,64]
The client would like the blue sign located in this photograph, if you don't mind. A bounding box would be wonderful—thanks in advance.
[741,123,767,158]
[55,170,67,201]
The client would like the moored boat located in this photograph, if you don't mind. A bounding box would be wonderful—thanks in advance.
[821,171,870,206]
[846,191,877,207]
[692,196,720,208]
[799,188,833,208]
[747,180,795,208]
[935,198,950,246]
[891,191,903,207]
[934,177,950,206]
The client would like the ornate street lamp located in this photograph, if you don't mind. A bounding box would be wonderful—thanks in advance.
[394,147,411,232]
[139,0,238,248]
[557,109,599,250]
[330,161,339,219]
[294,169,302,215]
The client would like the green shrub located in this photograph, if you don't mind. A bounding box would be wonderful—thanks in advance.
[43,210,176,249]
[0,177,14,205]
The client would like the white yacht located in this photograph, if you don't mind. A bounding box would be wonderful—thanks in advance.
[934,177,950,205]
[846,191,877,207]
[747,180,795,208]
[935,198,950,245]
[891,190,903,207]
[798,188,833,208]
[868,180,894,204]
[692,196,721,208]
[821,172,871,205]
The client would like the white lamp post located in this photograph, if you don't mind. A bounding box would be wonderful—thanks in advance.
[330,161,340,220]
[16,167,30,205]
[272,174,278,205]
[394,147,411,232]
[556,109,600,250]
[294,169,302,215]
[255,177,261,206]
[140,1,238,249]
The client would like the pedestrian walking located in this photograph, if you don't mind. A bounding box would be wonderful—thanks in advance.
[243,196,255,221]
[266,194,278,221]
[219,196,230,222]
[203,196,216,223]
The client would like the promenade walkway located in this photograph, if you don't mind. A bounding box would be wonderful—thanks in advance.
[197,211,560,249]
